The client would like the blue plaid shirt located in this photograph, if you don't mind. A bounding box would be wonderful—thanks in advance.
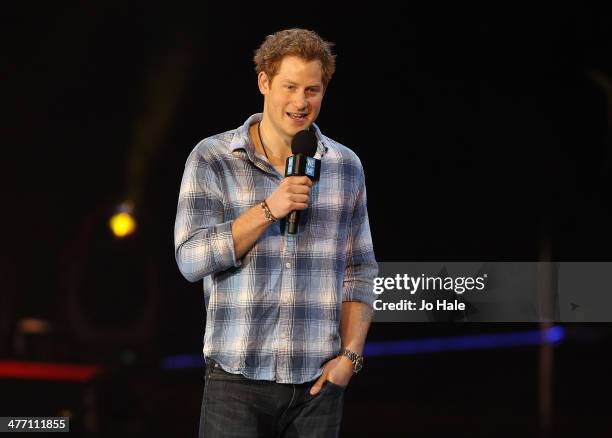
[174,113,377,384]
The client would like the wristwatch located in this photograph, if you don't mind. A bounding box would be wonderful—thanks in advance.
[340,348,364,374]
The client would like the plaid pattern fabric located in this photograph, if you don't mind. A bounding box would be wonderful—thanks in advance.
[174,113,377,384]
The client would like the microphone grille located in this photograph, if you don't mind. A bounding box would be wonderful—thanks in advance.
[291,130,318,157]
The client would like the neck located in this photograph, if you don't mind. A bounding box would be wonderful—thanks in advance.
[259,116,292,159]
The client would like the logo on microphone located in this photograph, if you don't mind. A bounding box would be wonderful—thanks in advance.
[287,156,294,175]
[305,157,316,177]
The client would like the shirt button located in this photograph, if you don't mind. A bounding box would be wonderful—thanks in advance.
[285,262,291,268]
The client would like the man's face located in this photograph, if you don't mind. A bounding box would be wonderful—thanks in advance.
[258,56,324,142]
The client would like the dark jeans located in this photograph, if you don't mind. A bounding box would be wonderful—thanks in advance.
[199,360,345,438]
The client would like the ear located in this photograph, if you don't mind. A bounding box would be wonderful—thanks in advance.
[258,71,270,95]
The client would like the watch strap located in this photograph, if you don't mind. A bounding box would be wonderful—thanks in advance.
[340,348,363,374]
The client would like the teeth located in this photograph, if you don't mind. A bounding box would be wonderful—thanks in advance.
[289,113,306,119]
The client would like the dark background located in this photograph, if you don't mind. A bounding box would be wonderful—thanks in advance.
[2,3,612,437]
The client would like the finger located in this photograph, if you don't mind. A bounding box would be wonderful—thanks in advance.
[310,374,327,396]
[291,202,308,211]
[290,194,309,203]
[288,185,311,195]
[289,176,312,186]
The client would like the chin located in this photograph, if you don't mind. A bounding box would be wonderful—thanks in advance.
[287,120,312,133]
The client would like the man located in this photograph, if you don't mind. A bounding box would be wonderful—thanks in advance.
[174,28,377,438]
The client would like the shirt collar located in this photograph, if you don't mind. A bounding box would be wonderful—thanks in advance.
[230,113,329,160]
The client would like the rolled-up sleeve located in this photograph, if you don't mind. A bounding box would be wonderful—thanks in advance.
[174,148,241,282]
[343,167,378,305]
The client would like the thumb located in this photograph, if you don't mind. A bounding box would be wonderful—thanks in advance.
[309,373,327,396]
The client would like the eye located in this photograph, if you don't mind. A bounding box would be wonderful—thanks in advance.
[285,85,295,90]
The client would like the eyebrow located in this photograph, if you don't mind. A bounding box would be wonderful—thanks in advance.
[282,80,322,89]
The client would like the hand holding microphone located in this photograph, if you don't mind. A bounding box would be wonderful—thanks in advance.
[265,176,312,219]
[264,129,320,234]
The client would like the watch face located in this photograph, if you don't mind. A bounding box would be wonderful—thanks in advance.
[355,357,363,372]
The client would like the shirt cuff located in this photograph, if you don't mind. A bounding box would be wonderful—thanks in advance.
[213,220,242,270]
[343,281,375,307]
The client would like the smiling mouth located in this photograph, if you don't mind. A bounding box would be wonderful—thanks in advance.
[287,112,308,120]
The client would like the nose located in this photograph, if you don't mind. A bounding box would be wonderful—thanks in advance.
[293,92,308,111]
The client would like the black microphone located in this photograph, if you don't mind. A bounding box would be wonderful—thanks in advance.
[284,129,320,234]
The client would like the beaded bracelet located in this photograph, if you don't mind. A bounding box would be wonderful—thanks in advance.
[260,200,277,223]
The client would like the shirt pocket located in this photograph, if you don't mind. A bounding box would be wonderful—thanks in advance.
[304,179,353,244]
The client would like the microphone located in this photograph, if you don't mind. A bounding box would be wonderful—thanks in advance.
[284,129,321,234]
